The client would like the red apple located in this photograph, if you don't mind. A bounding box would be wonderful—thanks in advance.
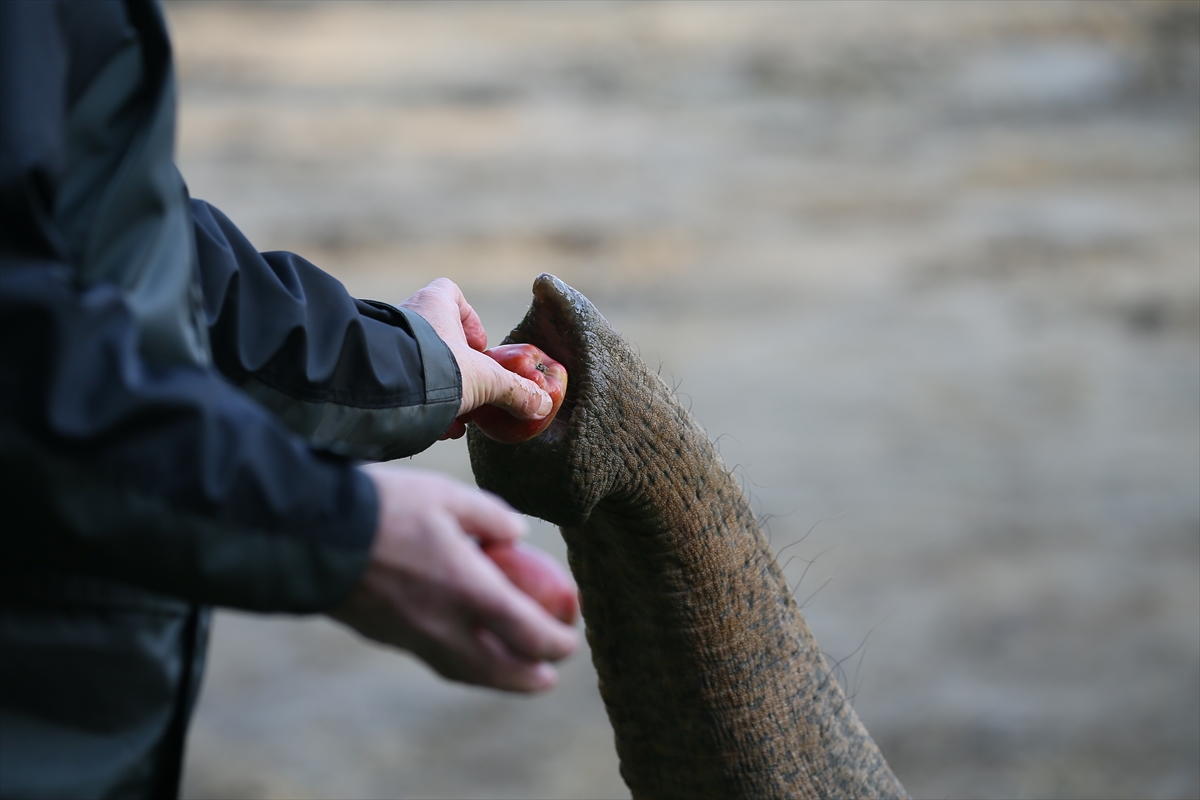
[482,541,579,625]
[469,344,567,444]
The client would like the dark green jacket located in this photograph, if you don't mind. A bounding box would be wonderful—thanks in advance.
[0,1,461,796]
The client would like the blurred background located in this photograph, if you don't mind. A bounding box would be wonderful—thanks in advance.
[165,2,1199,798]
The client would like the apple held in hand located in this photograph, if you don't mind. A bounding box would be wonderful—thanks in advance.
[483,541,580,625]
[469,344,567,444]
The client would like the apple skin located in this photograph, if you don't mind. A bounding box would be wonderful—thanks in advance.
[468,344,567,444]
[482,541,580,625]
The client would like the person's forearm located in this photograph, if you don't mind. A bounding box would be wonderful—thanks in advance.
[193,200,461,460]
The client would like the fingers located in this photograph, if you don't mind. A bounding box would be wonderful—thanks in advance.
[473,628,560,692]
[401,279,550,420]
[474,578,579,664]
[439,416,469,440]
[500,369,555,420]
[455,290,488,353]
[444,482,529,546]
[334,558,564,693]
[407,618,560,693]
[341,464,579,693]
[422,550,577,691]
[460,349,552,419]
[362,461,526,546]
[446,557,578,690]
[401,277,487,352]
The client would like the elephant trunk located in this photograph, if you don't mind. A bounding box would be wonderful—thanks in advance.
[469,275,907,800]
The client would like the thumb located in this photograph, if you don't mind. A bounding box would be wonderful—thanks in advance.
[458,347,552,420]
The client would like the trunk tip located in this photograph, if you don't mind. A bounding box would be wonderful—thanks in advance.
[530,273,596,331]
[533,272,570,306]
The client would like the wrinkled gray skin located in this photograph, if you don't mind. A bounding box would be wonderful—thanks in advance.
[469,275,908,800]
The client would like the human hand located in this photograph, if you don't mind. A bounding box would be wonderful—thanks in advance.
[400,278,552,439]
[329,463,578,692]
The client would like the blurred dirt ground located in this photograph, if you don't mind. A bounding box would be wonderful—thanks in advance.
[165,2,1200,798]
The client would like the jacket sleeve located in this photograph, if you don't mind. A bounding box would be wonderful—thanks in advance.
[0,261,379,613]
[191,199,461,461]
[0,0,394,613]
